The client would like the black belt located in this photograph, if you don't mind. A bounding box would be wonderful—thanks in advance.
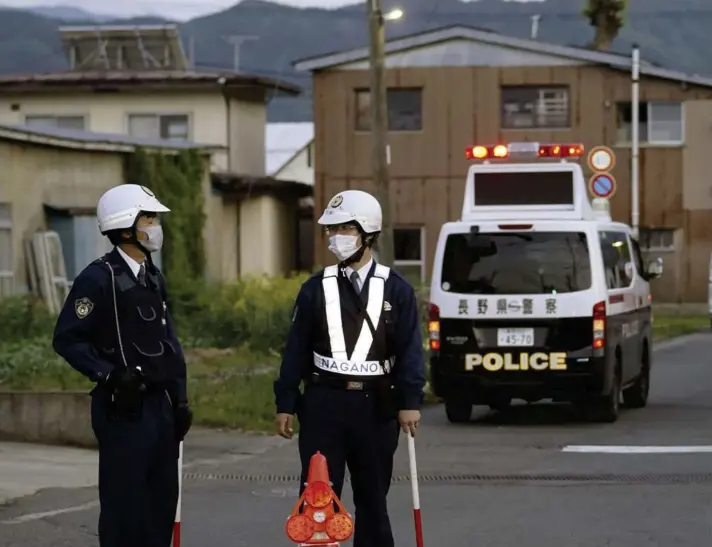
[308,373,389,391]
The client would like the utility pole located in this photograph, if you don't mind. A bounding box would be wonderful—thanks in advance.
[367,0,394,265]
[223,35,257,72]
[631,43,640,238]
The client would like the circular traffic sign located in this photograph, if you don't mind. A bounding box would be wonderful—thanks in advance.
[589,173,617,199]
[587,146,616,172]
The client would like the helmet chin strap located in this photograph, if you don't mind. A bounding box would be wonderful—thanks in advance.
[126,224,151,257]
[340,229,378,268]
[340,244,367,268]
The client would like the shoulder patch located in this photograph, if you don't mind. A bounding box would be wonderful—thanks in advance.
[74,297,94,319]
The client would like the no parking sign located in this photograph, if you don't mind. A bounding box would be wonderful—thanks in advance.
[589,173,617,199]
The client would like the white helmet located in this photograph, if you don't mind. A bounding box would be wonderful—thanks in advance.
[97,184,170,234]
[317,190,382,233]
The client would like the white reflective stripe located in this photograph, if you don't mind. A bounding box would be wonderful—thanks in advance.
[313,352,387,376]
[322,266,347,360]
[350,265,390,362]
[322,264,391,363]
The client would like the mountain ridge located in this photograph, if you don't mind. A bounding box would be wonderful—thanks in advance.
[0,0,709,121]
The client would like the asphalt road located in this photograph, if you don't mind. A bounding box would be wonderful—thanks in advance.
[2,332,712,546]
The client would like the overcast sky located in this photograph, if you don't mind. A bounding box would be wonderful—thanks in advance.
[2,0,539,21]
[1,0,377,20]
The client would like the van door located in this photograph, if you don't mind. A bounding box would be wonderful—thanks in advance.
[599,230,640,382]
[629,236,652,341]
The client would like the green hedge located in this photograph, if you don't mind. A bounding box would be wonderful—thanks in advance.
[0,275,313,386]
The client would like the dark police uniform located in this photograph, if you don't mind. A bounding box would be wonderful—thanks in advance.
[274,260,426,547]
[53,248,187,547]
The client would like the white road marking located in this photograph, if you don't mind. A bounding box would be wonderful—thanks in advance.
[1,500,100,525]
[562,445,712,453]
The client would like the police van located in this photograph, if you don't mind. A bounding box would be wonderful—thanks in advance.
[428,142,664,424]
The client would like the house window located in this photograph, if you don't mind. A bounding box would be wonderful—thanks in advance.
[0,203,13,297]
[393,227,425,285]
[616,102,683,145]
[355,88,422,132]
[501,86,570,129]
[128,114,190,141]
[638,228,676,252]
[25,115,86,130]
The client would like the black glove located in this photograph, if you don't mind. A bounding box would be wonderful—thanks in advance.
[105,368,145,420]
[174,403,193,442]
[106,367,144,392]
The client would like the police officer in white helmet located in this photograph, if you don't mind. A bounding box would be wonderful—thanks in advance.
[274,190,426,547]
[53,184,192,547]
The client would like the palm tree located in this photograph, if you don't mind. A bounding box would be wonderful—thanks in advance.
[583,0,627,51]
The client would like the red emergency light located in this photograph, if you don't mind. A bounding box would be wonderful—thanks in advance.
[465,143,585,160]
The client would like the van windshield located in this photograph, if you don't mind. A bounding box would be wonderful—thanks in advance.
[441,231,592,295]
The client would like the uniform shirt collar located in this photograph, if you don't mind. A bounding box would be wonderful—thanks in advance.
[345,259,373,290]
[116,246,145,278]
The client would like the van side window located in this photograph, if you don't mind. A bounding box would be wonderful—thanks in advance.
[630,237,645,277]
[599,231,633,289]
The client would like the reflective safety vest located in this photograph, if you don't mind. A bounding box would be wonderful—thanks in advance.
[313,264,392,377]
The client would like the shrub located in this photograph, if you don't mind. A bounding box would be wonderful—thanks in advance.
[176,273,311,353]
[0,294,56,343]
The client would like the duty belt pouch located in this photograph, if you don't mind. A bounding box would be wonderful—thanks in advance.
[343,277,397,420]
[110,386,144,421]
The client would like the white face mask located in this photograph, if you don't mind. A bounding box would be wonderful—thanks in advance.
[328,234,360,262]
[138,225,163,253]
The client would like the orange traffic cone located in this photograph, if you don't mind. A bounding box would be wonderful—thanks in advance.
[285,452,354,546]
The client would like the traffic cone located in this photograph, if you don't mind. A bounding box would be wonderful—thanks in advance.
[285,451,354,546]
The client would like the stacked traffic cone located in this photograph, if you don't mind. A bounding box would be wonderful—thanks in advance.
[285,452,354,546]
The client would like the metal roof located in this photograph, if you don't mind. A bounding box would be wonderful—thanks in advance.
[0,70,301,96]
[266,122,314,176]
[0,123,223,154]
[293,24,712,88]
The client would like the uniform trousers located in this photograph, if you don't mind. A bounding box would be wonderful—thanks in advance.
[91,387,179,547]
[298,383,400,547]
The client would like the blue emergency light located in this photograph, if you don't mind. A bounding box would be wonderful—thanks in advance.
[465,142,585,160]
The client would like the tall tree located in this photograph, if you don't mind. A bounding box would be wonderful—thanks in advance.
[583,0,627,51]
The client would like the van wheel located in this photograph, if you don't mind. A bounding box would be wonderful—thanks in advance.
[586,366,621,423]
[623,351,650,409]
[445,400,472,423]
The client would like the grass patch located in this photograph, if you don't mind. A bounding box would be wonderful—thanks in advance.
[653,313,708,341]
[186,346,279,431]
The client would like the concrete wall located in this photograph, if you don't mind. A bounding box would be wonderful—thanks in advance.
[0,139,233,290]
[0,91,229,172]
[0,391,96,447]
[238,195,296,276]
[0,90,270,177]
[0,141,124,293]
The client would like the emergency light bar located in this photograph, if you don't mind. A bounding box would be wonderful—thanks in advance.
[465,142,585,160]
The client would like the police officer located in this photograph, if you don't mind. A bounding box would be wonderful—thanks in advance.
[53,184,193,547]
[274,189,427,547]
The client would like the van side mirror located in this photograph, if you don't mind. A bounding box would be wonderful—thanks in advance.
[645,257,663,280]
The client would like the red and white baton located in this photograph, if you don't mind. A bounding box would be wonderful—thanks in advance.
[173,441,183,547]
[407,433,424,547]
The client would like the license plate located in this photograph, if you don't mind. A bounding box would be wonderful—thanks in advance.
[497,328,534,346]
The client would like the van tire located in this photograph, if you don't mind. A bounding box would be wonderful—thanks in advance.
[445,400,473,423]
[586,365,621,423]
[623,348,650,409]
